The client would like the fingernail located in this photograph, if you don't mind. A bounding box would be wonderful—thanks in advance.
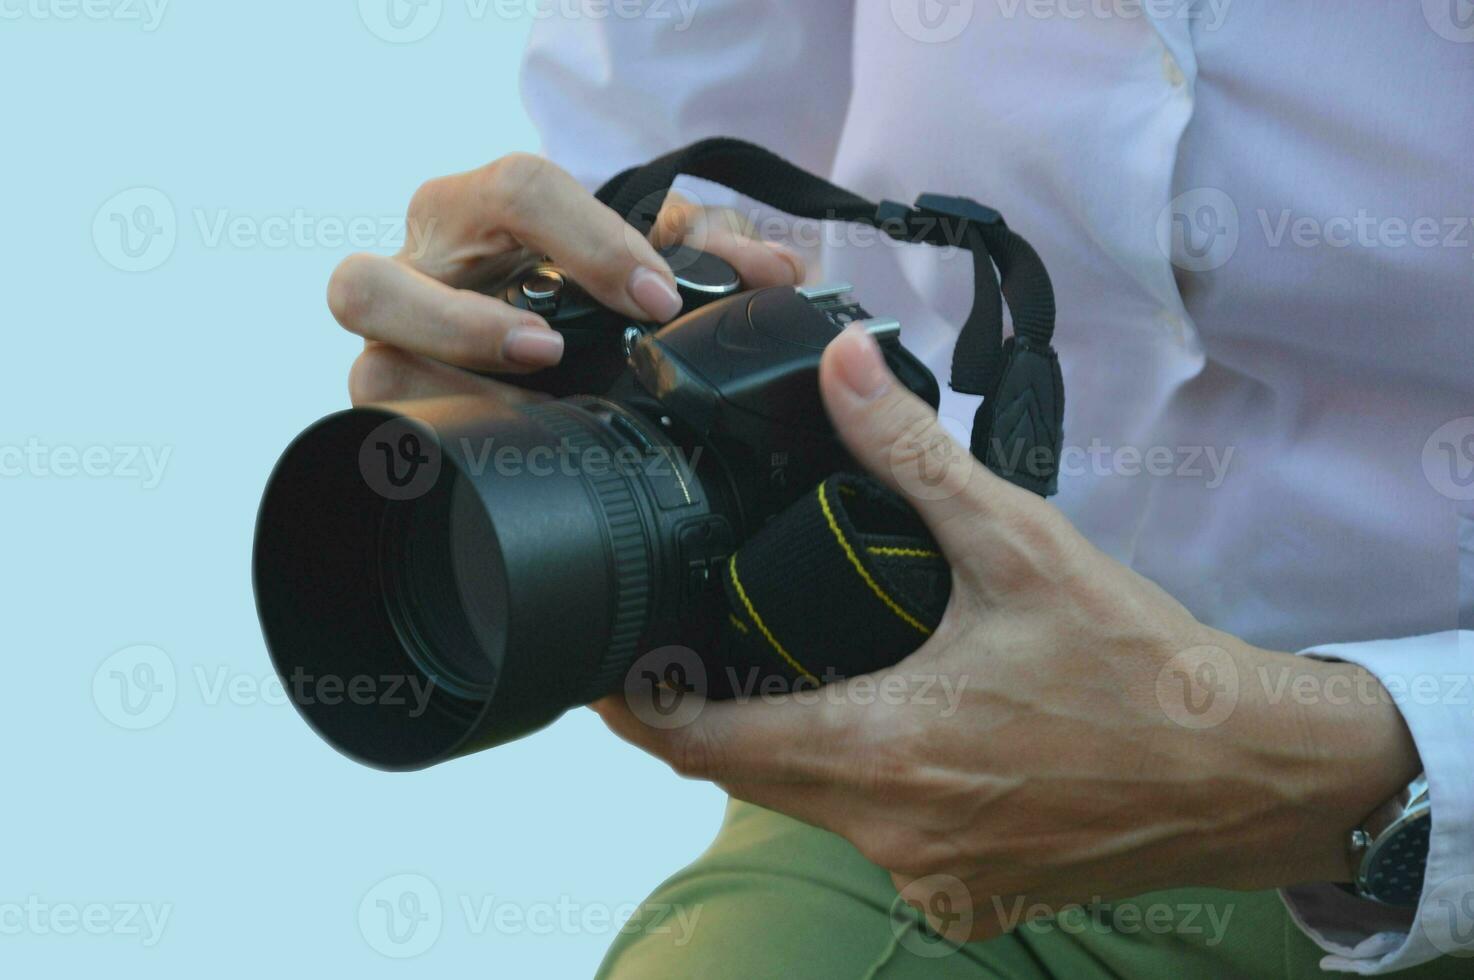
[629,266,683,322]
[767,242,805,284]
[504,325,565,367]
[833,324,892,401]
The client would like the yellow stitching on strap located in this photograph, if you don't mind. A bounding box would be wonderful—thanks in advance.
[728,555,819,685]
[727,612,750,635]
[866,546,941,559]
[819,482,932,636]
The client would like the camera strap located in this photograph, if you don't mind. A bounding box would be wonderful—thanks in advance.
[596,139,1064,686]
[596,137,1064,497]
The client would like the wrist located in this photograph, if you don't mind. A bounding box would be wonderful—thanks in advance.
[1223,643,1422,889]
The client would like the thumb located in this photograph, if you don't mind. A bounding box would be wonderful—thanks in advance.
[819,325,1029,541]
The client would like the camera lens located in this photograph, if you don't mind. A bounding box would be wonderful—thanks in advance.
[379,476,501,702]
[253,398,727,770]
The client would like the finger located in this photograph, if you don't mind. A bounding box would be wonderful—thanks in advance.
[651,192,757,247]
[457,154,686,324]
[348,343,546,408]
[818,325,1042,548]
[589,690,858,786]
[654,199,805,288]
[328,252,564,373]
[697,224,805,289]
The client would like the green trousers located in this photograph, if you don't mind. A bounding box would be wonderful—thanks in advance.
[597,799,1466,979]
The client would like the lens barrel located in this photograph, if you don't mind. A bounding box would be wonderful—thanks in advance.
[253,395,721,770]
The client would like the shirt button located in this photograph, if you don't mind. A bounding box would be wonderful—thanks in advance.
[1162,50,1186,88]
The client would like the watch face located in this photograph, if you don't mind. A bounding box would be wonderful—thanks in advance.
[1361,808,1432,908]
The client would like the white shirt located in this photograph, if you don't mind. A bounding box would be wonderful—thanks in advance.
[521,3,1474,972]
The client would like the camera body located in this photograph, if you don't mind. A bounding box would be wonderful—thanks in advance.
[252,246,944,769]
[494,247,940,526]
[484,244,744,396]
[479,250,943,699]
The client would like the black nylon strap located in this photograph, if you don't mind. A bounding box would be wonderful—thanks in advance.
[597,137,879,231]
[714,473,951,692]
[594,137,1063,496]
[591,138,1065,691]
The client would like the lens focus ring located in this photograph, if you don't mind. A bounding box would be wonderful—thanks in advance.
[520,402,652,702]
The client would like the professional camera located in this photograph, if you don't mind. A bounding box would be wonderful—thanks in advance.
[253,138,1062,771]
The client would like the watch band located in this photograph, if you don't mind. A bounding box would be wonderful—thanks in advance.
[1347,774,1431,908]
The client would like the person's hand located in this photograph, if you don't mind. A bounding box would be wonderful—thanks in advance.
[327,153,805,406]
[593,325,1423,943]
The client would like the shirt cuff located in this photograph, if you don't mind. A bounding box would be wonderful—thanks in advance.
[1280,631,1474,974]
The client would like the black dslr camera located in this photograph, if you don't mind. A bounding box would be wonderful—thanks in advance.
[255,248,942,769]
[253,139,1061,771]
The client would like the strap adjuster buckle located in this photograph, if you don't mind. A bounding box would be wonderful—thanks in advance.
[877,194,1004,248]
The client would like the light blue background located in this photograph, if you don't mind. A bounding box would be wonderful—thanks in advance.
[1,3,724,975]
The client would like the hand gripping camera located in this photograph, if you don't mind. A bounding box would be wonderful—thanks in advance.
[253,139,1063,770]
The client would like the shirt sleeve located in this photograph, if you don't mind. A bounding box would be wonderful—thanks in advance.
[519,1,857,191]
[1281,630,1474,974]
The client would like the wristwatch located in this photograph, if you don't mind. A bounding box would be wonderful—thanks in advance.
[1346,774,1431,908]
